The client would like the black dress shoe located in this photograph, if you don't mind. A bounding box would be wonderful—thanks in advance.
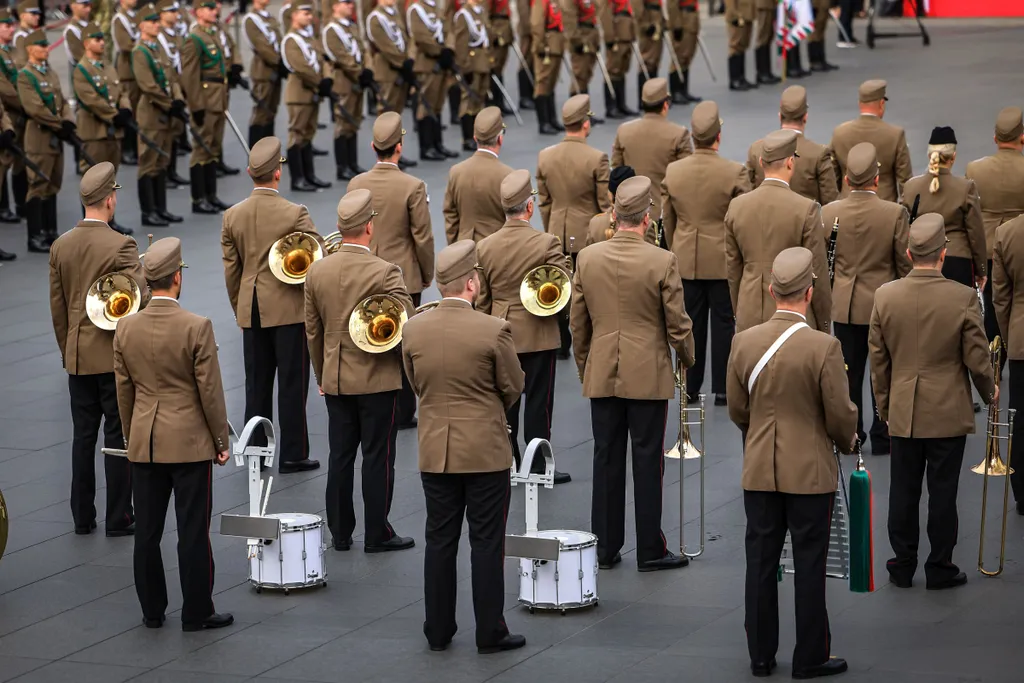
[757,73,782,85]
[291,178,319,192]
[552,470,571,484]
[365,535,415,553]
[421,147,447,162]
[538,122,558,135]
[278,459,321,474]
[157,209,183,223]
[589,113,604,125]
[216,159,240,175]
[714,393,727,406]
[208,196,233,211]
[143,615,165,629]
[751,657,777,677]
[0,249,15,261]
[167,169,189,187]
[926,572,967,591]
[191,199,219,214]
[27,237,50,253]
[1017,501,1024,516]
[478,633,526,655]
[606,108,625,120]
[889,575,912,588]
[397,418,418,430]
[334,537,353,551]
[397,156,418,170]
[637,551,689,572]
[598,552,621,570]
[182,612,234,632]
[792,657,848,679]
[106,523,135,538]
[312,144,328,156]
[75,521,98,535]
[142,212,169,227]
[729,80,754,92]
[429,641,450,652]
[0,208,19,223]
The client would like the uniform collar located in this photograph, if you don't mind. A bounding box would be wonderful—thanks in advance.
[148,297,181,307]
[694,148,718,156]
[341,243,371,252]
[501,218,534,230]
[77,218,112,229]
[252,186,279,194]
[907,267,945,279]
[374,161,399,170]
[561,135,587,144]
[439,297,472,308]
[772,310,807,322]
[762,178,791,188]
[611,229,644,242]
[475,148,499,159]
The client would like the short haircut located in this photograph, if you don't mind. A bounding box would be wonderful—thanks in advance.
[774,287,809,306]
[911,249,943,267]
[437,272,474,297]
[146,270,178,292]
[372,143,398,160]
[848,179,875,192]
[504,198,531,218]
[641,99,666,114]
[476,133,501,148]
[761,157,789,174]
[85,195,111,211]
[693,136,717,150]
[250,169,276,184]
[340,222,369,238]
[564,120,585,134]
[615,208,648,228]
[779,112,805,125]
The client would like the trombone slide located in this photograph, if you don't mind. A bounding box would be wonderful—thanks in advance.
[667,360,705,559]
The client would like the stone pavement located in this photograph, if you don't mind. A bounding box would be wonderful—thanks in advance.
[1,12,1024,683]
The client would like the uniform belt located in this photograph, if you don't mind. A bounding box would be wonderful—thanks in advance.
[679,4,696,11]
[578,21,595,27]
[644,3,660,9]
[490,13,509,19]
[201,75,226,83]
[614,10,632,16]
[545,27,563,32]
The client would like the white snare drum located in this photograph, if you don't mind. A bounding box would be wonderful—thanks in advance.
[518,530,599,613]
[249,513,327,593]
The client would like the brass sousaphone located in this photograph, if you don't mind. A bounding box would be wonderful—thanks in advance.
[520,265,572,317]
[322,231,345,255]
[349,294,409,353]
[269,232,323,284]
[86,273,142,330]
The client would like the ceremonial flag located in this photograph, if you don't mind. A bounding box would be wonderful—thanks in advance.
[776,0,815,53]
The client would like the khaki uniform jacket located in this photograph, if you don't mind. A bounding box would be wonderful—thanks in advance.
[725,179,831,333]
[991,215,1024,360]
[73,59,130,142]
[305,245,414,395]
[599,0,636,43]
[409,0,446,74]
[822,191,911,325]
[901,170,986,277]
[965,149,1024,260]
[443,150,513,244]
[477,218,564,353]
[586,212,658,246]
[245,9,284,82]
[454,5,492,74]
[746,132,839,206]
[49,220,151,376]
[830,114,912,202]
[0,46,22,117]
[869,269,994,438]
[727,310,857,494]
[402,298,525,474]
[536,136,611,255]
[222,188,319,328]
[63,20,89,66]
[367,7,409,85]
[181,27,229,114]
[283,31,324,105]
[12,28,31,69]
[662,148,750,280]
[112,8,139,84]
[570,230,695,399]
[113,299,230,464]
[18,64,74,156]
[133,43,180,133]
[348,163,435,293]
[611,114,693,218]
[324,19,364,99]
[531,0,567,57]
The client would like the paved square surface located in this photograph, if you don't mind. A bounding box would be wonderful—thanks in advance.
[1,11,1023,683]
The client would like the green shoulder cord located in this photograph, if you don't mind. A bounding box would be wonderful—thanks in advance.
[133,43,168,92]
[73,62,112,118]
[18,68,55,115]
[191,31,226,77]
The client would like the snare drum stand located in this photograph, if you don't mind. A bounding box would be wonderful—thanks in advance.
[219,417,280,557]
[510,438,556,533]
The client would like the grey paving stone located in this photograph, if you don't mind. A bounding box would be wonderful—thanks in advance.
[0,655,48,683]
[6,661,146,683]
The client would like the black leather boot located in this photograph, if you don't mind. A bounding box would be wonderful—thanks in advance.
[167,143,190,187]
[205,163,233,211]
[491,75,514,115]
[336,136,356,180]
[461,115,477,151]
[418,118,446,161]
[397,155,418,170]
[681,70,702,103]
[756,46,781,85]
[537,94,557,135]
[548,95,565,132]
[140,176,169,227]
[190,164,218,214]
[433,115,460,158]
[669,70,688,104]
[729,54,753,91]
[348,133,366,175]
[605,83,623,119]
[289,144,316,191]
[448,84,461,124]
[121,134,138,166]
[215,155,240,177]
[13,170,27,217]
[44,196,59,244]
[739,53,757,88]
[809,41,839,71]
[786,48,809,78]
[178,131,192,153]
[614,78,637,116]
[518,68,535,109]
[0,179,19,223]
[26,198,48,252]
[303,144,333,187]
[155,173,183,223]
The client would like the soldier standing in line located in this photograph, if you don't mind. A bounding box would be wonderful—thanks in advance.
[8,1,41,222]
[751,0,780,84]
[155,0,190,188]
[667,0,704,103]
[515,0,534,110]
[530,0,566,134]
[487,0,514,115]
[366,0,418,170]
[244,0,286,146]
[408,0,457,162]
[563,0,599,113]
[211,0,244,177]
[453,0,491,150]
[62,0,93,73]
[599,0,635,119]
[443,107,512,243]
[12,0,40,68]
[633,0,663,95]
[805,0,838,72]
[112,0,141,165]
[725,0,754,91]
[323,0,374,180]
[0,10,25,232]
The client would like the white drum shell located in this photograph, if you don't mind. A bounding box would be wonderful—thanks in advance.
[518,530,599,610]
[249,513,327,591]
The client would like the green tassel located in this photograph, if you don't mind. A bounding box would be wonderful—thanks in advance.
[849,467,874,593]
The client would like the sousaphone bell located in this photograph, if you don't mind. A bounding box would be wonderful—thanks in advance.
[349,294,409,353]
[520,265,571,317]
[269,232,323,284]
[86,273,141,330]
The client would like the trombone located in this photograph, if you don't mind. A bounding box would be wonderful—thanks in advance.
[85,273,141,330]
[415,300,441,314]
[520,265,572,317]
[975,336,1015,577]
[268,232,323,284]
[348,294,408,353]
[665,358,706,559]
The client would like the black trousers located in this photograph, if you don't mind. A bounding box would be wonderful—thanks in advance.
[838,0,857,40]
[558,254,577,356]
[744,490,833,670]
[833,322,889,450]
[1010,360,1024,502]
[242,293,310,465]
[590,397,669,564]
[68,373,134,530]
[982,258,1000,340]
[942,254,974,288]
[132,460,215,625]
[397,292,422,425]
[421,470,510,648]
[324,391,399,546]
[683,278,734,395]
[887,435,966,584]
[508,349,557,467]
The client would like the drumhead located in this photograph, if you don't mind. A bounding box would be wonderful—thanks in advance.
[267,512,322,530]
[532,529,597,550]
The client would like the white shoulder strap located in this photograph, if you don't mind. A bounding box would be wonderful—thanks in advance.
[747,322,808,394]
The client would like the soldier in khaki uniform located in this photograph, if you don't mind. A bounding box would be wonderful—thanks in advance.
[348,112,434,426]
[477,170,570,484]
[221,137,321,474]
[323,0,374,180]
[667,0,703,102]
[750,0,779,85]
[966,107,1024,347]
[600,0,636,119]
[633,0,662,94]
[305,189,416,553]
[586,165,658,245]
[805,0,838,73]
[50,162,146,537]
[412,0,460,162]
[662,101,749,404]
[563,0,600,109]
[515,0,534,109]
[156,0,190,188]
[11,0,40,69]
[869,214,995,591]
[747,86,839,206]
[830,79,913,202]
[725,129,831,333]
[823,142,911,456]
[537,95,610,355]
[244,0,286,146]
[0,10,26,230]
[611,78,692,221]
[487,0,514,115]
[443,107,512,243]
[112,236,233,633]
[571,175,694,572]
[453,0,492,149]
[62,0,92,72]
[402,240,527,655]
[725,0,754,91]
[367,0,415,123]
[901,126,985,292]
[531,0,566,134]
[112,0,141,165]
[727,247,856,680]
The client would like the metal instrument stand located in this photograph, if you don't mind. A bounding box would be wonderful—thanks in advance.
[219,417,281,549]
[867,0,930,48]
[506,439,560,559]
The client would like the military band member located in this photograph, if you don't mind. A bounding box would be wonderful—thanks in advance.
[571,175,694,571]
[611,78,692,221]
[992,212,1024,513]
[726,130,831,333]
[531,0,566,134]
[181,0,233,213]
[324,0,373,180]
[751,0,779,85]
[367,0,416,137]
[487,0,514,115]
[563,0,599,104]
[50,162,147,536]
[823,142,910,456]
[830,80,912,202]
[900,126,985,292]
[19,29,76,250]
[806,0,838,72]
[727,247,856,680]
[348,112,434,426]
[747,86,839,206]
[221,137,321,474]
[409,0,457,161]
[156,0,190,188]
[586,164,658,245]
[443,106,512,243]
[112,0,141,165]
[515,0,534,109]
[306,189,416,552]
[965,107,1024,347]
[663,101,749,405]
[600,0,635,119]
[0,10,25,239]
[62,0,93,70]
[477,170,570,484]
[244,0,286,147]
[453,0,491,150]
[113,236,234,633]
[725,0,754,91]
[869,213,995,591]
[667,0,703,102]
[12,0,41,69]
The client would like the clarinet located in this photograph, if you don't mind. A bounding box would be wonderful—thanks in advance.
[908,194,921,224]
[827,216,839,288]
